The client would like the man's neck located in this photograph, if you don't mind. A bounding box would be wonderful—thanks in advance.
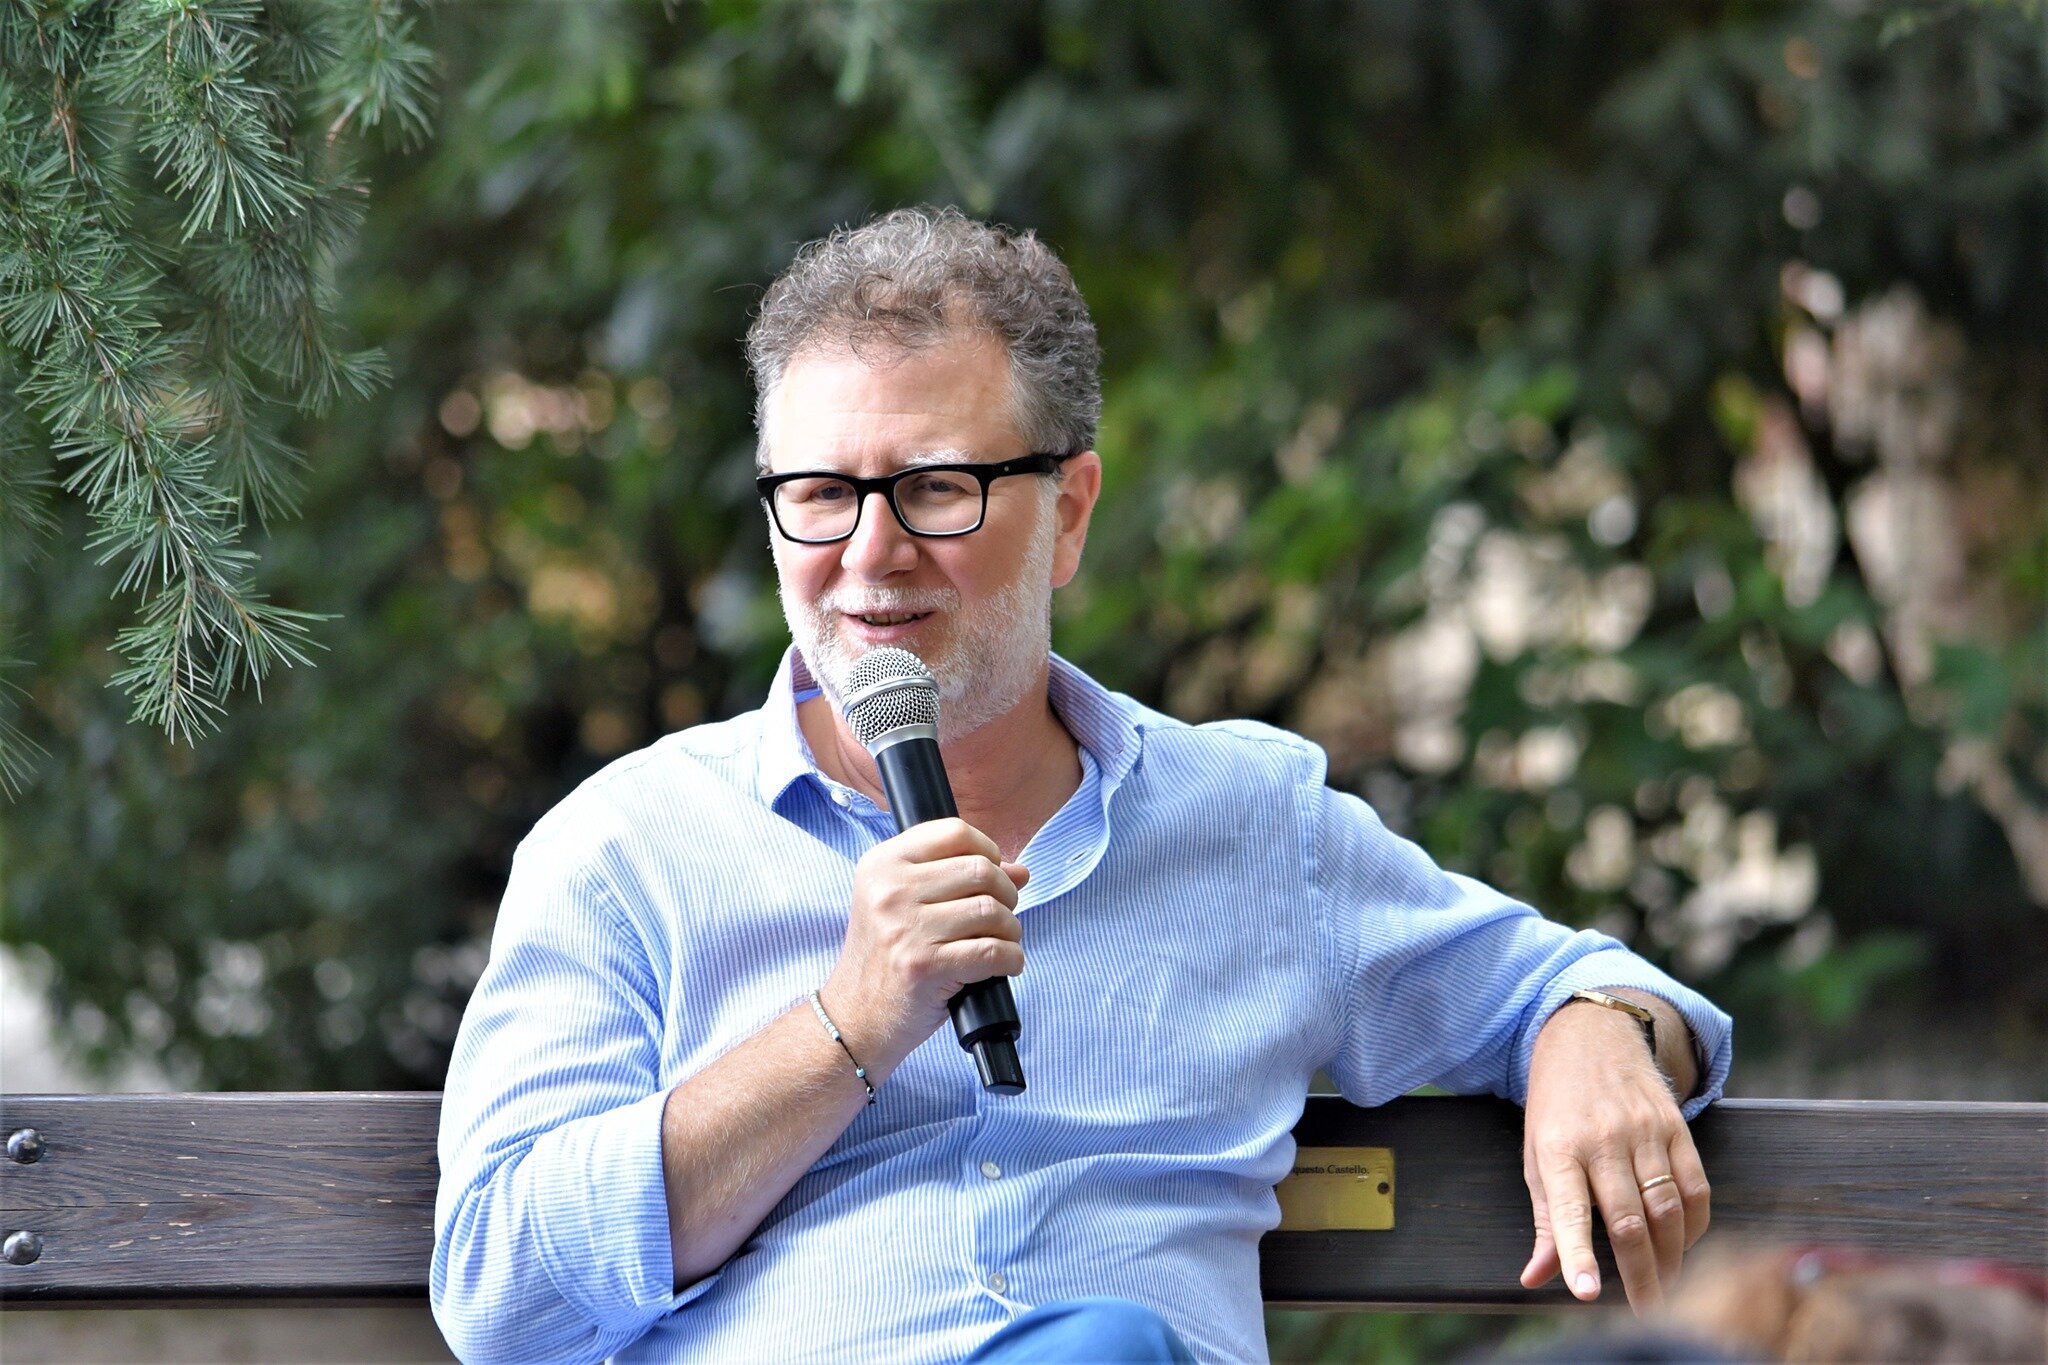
[796,661,1082,862]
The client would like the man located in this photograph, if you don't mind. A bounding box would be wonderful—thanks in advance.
[432,207,1733,1364]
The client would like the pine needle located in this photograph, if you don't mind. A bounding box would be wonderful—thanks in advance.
[1,0,432,756]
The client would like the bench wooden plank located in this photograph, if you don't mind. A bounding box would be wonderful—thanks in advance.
[1261,1094,2048,1307]
[4,1093,2042,1308]
[2,1094,436,1301]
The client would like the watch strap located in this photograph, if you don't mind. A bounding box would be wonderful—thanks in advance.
[1566,987,1658,1059]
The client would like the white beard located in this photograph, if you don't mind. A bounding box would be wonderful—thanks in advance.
[781,507,1057,746]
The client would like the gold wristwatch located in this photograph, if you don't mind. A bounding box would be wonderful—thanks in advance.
[1566,988,1657,1059]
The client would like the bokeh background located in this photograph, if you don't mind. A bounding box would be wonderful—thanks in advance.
[5,1,2044,1360]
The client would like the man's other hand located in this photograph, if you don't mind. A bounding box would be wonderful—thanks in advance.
[1518,998,1712,1316]
[822,818,1028,1081]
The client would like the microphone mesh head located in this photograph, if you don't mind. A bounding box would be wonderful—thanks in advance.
[842,648,941,750]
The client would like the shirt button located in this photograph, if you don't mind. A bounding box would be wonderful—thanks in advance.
[987,1271,1007,1294]
[979,1160,1002,1180]
[831,789,851,806]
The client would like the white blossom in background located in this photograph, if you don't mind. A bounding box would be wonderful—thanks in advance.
[1825,618,1885,685]
[1736,398,1837,608]
[1384,609,1480,773]
[1659,682,1751,750]
[1515,726,1581,790]
[1295,478,1661,781]
[1466,530,1555,660]
[1568,805,1637,893]
[1845,473,1968,694]
[1642,796,1819,976]
[1942,739,2048,906]
[1159,475,1247,550]
[1775,275,2047,904]
[0,947,172,1092]
[194,941,272,1040]
[1827,287,1963,469]
[1825,285,1970,692]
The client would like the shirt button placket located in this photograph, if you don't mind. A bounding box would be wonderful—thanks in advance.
[971,1143,1019,1304]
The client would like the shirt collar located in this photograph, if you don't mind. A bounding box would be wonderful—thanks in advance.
[752,646,1141,812]
[1045,653,1140,791]
[753,647,824,811]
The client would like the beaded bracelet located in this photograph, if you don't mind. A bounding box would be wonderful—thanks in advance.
[807,990,877,1105]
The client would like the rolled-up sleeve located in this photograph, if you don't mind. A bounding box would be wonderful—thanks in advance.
[432,809,711,1365]
[1311,785,1733,1119]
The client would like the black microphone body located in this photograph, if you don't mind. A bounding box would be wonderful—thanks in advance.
[872,733,1027,1095]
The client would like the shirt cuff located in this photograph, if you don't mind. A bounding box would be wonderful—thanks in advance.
[529,1087,720,1337]
[1512,947,1735,1121]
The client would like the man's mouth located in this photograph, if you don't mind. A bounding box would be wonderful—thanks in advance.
[847,611,933,627]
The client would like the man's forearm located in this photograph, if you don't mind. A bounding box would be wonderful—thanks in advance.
[660,1000,880,1288]
[1602,987,1700,1101]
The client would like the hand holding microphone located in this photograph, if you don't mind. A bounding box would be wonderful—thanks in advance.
[821,648,1028,1095]
[822,820,1027,1083]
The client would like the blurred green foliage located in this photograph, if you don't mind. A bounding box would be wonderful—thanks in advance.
[5,0,2044,1120]
[1264,1306,1523,1363]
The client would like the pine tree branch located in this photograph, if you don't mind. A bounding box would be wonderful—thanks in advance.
[0,0,431,768]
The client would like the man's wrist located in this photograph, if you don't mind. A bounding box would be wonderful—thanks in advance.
[1596,986,1702,1101]
[1536,988,1696,1103]
[1564,988,1657,1057]
[812,979,911,1088]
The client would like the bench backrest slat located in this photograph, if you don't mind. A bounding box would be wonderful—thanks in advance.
[3,1094,436,1301]
[4,1093,2042,1309]
[1265,1094,2048,1307]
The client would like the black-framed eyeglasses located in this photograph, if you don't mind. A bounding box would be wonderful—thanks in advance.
[756,453,1076,544]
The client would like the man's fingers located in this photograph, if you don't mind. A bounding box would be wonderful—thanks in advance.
[1535,1150,1602,1301]
[1633,1143,1686,1290]
[1586,1149,1662,1314]
[933,935,1024,983]
[922,895,1023,945]
[1521,1231,1559,1289]
[1520,1210,1560,1290]
[892,817,1003,864]
[1520,1157,1559,1288]
[911,854,1020,908]
[1669,1129,1712,1250]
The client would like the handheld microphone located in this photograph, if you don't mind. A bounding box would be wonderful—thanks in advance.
[841,647,1026,1095]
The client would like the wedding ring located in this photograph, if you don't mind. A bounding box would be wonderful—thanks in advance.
[1639,1174,1676,1193]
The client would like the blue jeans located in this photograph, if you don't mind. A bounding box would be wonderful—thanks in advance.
[964,1297,1198,1363]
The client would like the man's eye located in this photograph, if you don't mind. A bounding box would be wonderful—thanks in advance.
[906,472,975,498]
[789,480,853,504]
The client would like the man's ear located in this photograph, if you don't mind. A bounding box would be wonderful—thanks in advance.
[1050,451,1103,589]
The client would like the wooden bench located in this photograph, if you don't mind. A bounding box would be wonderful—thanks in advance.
[2,1093,2042,1310]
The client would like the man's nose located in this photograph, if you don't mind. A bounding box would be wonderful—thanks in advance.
[840,491,918,579]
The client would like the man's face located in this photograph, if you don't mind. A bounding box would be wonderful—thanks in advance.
[761,333,1098,741]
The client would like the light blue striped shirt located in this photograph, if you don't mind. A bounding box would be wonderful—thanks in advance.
[433,649,1733,1365]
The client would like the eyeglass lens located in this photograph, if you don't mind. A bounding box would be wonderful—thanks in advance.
[772,469,984,540]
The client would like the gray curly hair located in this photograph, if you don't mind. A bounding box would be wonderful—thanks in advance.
[746,206,1101,467]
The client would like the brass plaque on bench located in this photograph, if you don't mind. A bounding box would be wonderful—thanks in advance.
[1276,1146,1395,1230]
